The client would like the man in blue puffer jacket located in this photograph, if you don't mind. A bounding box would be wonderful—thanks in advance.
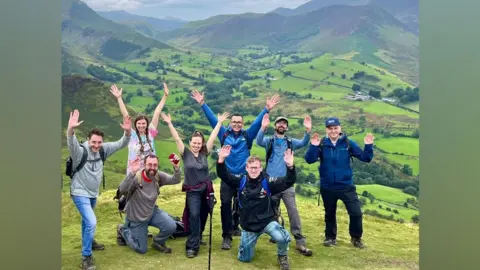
[305,117,375,249]
[191,89,280,250]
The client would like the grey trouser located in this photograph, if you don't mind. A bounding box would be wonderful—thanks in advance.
[120,206,177,254]
[271,186,306,246]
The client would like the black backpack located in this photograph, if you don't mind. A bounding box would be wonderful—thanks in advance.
[168,215,189,239]
[221,129,252,150]
[65,143,106,188]
[265,135,292,171]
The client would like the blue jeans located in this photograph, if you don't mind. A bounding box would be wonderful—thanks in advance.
[120,206,177,254]
[238,221,291,262]
[71,195,97,257]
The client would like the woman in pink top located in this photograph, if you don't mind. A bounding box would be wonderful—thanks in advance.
[110,83,169,173]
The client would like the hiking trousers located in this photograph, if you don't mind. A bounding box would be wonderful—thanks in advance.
[220,179,240,240]
[185,189,209,251]
[120,206,177,254]
[320,185,363,239]
[71,195,97,257]
[271,186,307,246]
[238,221,291,262]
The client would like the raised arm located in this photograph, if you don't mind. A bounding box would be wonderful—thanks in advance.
[150,83,169,130]
[110,84,129,117]
[304,133,321,164]
[268,149,297,194]
[191,89,227,139]
[161,113,185,155]
[157,153,182,186]
[206,112,230,153]
[119,157,142,193]
[216,145,242,189]
[256,114,270,148]
[102,115,132,157]
[349,133,375,163]
[246,94,280,142]
[66,110,85,164]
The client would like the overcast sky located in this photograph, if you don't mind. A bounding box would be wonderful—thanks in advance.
[83,0,311,21]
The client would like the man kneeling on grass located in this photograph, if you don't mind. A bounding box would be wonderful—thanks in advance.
[117,154,182,254]
[216,145,297,270]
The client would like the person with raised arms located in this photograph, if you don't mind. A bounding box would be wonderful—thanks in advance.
[161,111,230,258]
[191,89,280,250]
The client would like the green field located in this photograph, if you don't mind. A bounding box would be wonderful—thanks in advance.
[355,184,416,205]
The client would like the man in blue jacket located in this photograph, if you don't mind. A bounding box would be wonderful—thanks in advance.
[191,89,280,250]
[256,114,313,256]
[305,117,374,249]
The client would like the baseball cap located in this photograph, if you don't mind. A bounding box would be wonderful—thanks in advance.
[325,117,341,127]
[274,116,289,126]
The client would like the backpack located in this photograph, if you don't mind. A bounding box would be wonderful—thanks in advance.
[65,143,107,188]
[221,129,252,150]
[113,172,150,218]
[168,215,189,239]
[265,136,292,170]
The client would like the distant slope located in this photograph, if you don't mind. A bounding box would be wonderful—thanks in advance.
[165,5,418,84]
[97,10,188,38]
[369,0,419,34]
[61,0,171,62]
[270,0,369,16]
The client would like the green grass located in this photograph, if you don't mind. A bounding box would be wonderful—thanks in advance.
[355,184,416,205]
[384,154,419,176]
[62,183,419,270]
[375,137,419,157]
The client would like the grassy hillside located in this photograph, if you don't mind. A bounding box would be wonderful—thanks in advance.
[61,183,419,270]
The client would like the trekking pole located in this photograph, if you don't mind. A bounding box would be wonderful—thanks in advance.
[207,191,217,270]
[102,174,106,189]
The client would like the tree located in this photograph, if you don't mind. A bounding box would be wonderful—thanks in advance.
[411,214,419,224]
[401,164,413,176]
[369,89,382,99]
[352,84,361,92]
[404,186,418,196]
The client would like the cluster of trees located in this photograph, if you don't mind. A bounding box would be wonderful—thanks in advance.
[86,65,123,82]
[387,87,420,103]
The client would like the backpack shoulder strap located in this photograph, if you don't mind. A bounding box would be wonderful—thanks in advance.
[242,130,252,150]
[286,136,292,150]
[237,175,247,208]
[345,138,355,163]
[75,144,89,174]
[261,178,271,196]
[220,130,230,146]
[99,146,106,163]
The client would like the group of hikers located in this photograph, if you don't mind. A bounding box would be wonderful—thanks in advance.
[66,83,375,270]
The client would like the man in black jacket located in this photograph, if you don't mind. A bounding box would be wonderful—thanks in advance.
[216,145,296,270]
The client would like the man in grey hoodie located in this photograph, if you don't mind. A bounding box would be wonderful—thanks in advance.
[67,109,131,270]
[116,154,182,254]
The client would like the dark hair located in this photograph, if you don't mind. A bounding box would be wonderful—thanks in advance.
[144,154,158,165]
[88,128,104,139]
[134,115,153,153]
[231,113,243,120]
[191,130,208,155]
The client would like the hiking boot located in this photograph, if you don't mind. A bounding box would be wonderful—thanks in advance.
[81,255,96,270]
[91,239,105,251]
[296,245,313,256]
[221,237,232,250]
[351,237,366,249]
[147,231,153,238]
[269,238,277,244]
[323,238,337,247]
[232,227,241,236]
[186,249,197,258]
[277,255,290,270]
[200,238,207,246]
[117,224,127,246]
[151,242,172,253]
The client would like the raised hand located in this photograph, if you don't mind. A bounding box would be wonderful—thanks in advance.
[261,113,270,130]
[163,83,169,96]
[161,113,172,124]
[304,115,312,132]
[191,89,205,105]
[120,115,132,131]
[218,112,231,123]
[110,84,123,98]
[284,149,294,167]
[129,157,142,174]
[364,133,375,145]
[169,153,180,168]
[218,145,232,161]
[68,110,84,129]
[310,133,321,146]
[266,94,280,111]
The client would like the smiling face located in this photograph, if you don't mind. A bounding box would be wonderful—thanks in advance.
[189,131,205,154]
[275,120,288,135]
[144,155,158,178]
[326,125,342,141]
[246,156,262,179]
[230,115,244,132]
[87,128,104,153]
[134,115,149,135]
